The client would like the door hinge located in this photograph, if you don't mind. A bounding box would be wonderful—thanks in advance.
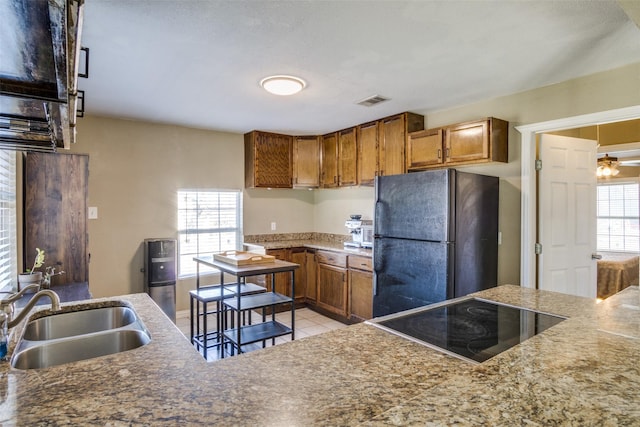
[535,159,542,171]
[535,243,542,255]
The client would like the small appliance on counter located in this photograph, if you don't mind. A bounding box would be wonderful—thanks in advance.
[344,215,373,248]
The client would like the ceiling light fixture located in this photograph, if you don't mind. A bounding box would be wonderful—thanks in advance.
[597,153,620,178]
[260,75,306,96]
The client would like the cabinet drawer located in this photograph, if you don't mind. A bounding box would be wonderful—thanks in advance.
[348,255,372,272]
[316,250,347,268]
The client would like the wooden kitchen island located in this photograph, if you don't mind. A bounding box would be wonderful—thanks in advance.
[1,285,638,425]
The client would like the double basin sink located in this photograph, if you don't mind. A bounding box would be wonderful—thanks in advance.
[11,301,151,370]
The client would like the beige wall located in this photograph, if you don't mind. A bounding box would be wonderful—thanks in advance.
[409,62,640,286]
[70,117,249,309]
[68,62,640,310]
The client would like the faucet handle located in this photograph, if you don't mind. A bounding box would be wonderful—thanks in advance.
[0,284,40,306]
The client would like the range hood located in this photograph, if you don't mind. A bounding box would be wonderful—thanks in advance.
[0,0,84,152]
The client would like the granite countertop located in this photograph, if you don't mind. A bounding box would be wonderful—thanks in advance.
[1,285,639,425]
[245,239,373,257]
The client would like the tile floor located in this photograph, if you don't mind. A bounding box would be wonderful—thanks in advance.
[175,307,348,362]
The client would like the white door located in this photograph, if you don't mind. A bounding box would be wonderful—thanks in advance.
[538,134,598,298]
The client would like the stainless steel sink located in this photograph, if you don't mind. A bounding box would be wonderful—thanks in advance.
[11,329,151,370]
[11,302,151,370]
[23,306,138,340]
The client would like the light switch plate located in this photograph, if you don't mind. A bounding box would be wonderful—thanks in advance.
[88,206,98,219]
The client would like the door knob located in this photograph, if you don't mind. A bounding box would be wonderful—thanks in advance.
[591,253,603,260]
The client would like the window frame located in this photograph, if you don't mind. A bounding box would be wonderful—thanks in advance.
[177,189,243,278]
[596,180,640,253]
[0,150,17,291]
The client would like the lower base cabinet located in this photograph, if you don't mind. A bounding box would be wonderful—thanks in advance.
[305,250,317,303]
[348,255,373,321]
[259,247,372,323]
[349,270,372,321]
[316,250,348,317]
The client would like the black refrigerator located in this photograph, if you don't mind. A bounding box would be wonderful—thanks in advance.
[373,169,499,317]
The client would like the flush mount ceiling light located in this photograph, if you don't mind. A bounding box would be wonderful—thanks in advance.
[260,75,306,96]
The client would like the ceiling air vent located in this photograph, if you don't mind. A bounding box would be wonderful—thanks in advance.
[356,95,390,107]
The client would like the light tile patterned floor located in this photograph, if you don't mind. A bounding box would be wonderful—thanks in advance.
[175,307,347,361]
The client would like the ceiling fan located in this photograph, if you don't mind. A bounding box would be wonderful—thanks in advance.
[597,153,620,177]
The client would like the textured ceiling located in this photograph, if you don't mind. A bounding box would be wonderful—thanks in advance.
[79,0,640,135]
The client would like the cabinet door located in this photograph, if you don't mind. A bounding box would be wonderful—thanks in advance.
[445,120,489,164]
[407,128,444,170]
[290,249,306,302]
[266,249,291,296]
[305,251,317,303]
[357,122,378,186]
[24,152,89,285]
[293,136,320,188]
[244,131,293,188]
[321,132,338,188]
[338,128,357,187]
[378,115,406,177]
[316,263,348,317]
[349,269,373,321]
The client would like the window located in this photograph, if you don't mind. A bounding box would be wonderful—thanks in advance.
[177,190,242,277]
[597,182,639,252]
[0,150,17,290]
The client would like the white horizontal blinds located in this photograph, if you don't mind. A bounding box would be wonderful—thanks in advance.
[597,183,640,252]
[177,190,242,277]
[0,150,17,290]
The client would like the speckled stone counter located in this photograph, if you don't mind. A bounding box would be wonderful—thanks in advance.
[244,232,373,257]
[1,285,638,425]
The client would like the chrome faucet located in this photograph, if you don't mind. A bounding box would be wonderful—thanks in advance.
[0,286,61,329]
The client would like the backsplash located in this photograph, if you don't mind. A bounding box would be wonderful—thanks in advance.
[244,232,350,244]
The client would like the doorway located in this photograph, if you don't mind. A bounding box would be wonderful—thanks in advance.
[517,105,640,290]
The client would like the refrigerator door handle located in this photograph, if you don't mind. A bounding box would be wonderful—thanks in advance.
[374,201,383,235]
[373,271,378,296]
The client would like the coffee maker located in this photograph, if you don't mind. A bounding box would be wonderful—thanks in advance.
[344,215,373,248]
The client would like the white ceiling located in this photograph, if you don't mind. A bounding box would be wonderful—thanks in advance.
[79,0,640,136]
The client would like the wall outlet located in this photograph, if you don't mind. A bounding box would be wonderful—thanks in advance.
[88,206,98,219]
[271,222,277,231]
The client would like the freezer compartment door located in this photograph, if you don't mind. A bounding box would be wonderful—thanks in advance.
[374,169,453,242]
[373,237,452,317]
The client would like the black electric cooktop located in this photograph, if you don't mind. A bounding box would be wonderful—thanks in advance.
[374,298,565,363]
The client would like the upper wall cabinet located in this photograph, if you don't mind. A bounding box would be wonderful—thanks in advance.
[357,121,378,186]
[407,117,508,171]
[293,135,320,188]
[338,128,357,187]
[378,112,425,178]
[321,132,339,188]
[245,131,293,188]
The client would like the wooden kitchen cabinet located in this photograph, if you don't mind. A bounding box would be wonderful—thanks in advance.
[316,250,348,317]
[290,248,307,304]
[378,112,425,177]
[348,254,373,322]
[265,249,292,297]
[305,250,317,303]
[245,131,293,188]
[407,118,508,171]
[293,135,320,188]
[406,128,444,170]
[321,132,338,188]
[445,117,508,165]
[338,128,357,186]
[357,121,378,186]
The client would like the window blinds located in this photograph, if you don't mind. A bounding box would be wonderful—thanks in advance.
[0,150,17,290]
